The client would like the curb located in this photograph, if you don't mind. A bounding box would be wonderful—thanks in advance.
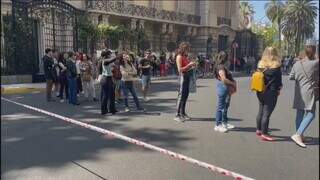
[1,87,45,95]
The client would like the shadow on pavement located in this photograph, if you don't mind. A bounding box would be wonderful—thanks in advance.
[1,98,194,176]
[271,135,319,145]
[229,127,281,132]
[188,117,243,122]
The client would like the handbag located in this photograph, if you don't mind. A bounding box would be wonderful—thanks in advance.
[300,61,319,101]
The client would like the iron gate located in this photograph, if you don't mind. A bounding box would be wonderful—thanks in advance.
[2,0,83,76]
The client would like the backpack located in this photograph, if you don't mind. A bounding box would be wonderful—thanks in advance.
[112,64,122,80]
[251,69,267,92]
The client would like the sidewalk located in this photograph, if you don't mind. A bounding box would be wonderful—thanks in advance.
[1,73,247,95]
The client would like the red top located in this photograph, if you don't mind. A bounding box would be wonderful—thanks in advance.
[180,55,190,68]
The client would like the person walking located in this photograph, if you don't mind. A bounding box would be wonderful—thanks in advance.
[43,48,55,102]
[98,48,117,115]
[57,52,68,102]
[213,51,236,133]
[81,53,98,102]
[255,47,282,141]
[66,51,80,105]
[139,50,153,102]
[290,40,319,148]
[174,42,196,122]
[119,53,145,112]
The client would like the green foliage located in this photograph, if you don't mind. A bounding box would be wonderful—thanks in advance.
[281,0,318,55]
[252,23,278,48]
[265,0,284,48]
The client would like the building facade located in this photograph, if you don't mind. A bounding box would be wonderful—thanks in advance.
[1,0,240,79]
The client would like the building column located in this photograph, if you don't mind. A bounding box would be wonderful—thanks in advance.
[139,20,145,29]
[102,14,109,25]
[131,18,137,30]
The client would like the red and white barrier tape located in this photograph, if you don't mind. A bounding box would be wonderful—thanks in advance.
[1,97,255,180]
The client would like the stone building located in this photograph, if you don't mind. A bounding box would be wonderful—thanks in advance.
[1,0,240,82]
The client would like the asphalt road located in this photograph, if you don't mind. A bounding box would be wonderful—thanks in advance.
[1,76,319,180]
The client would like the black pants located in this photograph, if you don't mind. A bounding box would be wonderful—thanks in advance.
[176,73,190,116]
[59,74,68,99]
[100,76,116,114]
[77,75,83,93]
[256,90,278,134]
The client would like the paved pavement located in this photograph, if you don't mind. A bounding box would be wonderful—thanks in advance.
[1,76,319,180]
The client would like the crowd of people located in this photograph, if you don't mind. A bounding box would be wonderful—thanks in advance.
[42,40,318,148]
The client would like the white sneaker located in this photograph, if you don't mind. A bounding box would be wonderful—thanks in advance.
[223,123,235,129]
[60,99,64,103]
[143,97,150,102]
[291,134,306,148]
[214,125,228,133]
[125,108,130,112]
[174,115,185,122]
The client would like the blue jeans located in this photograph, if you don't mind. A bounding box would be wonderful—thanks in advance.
[295,105,316,135]
[67,77,78,104]
[121,81,141,109]
[215,81,231,126]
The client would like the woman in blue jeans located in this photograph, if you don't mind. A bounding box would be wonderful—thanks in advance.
[290,40,319,148]
[214,51,236,133]
[119,53,144,112]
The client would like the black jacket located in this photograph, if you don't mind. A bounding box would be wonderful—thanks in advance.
[66,59,77,78]
[260,67,283,91]
[43,55,54,80]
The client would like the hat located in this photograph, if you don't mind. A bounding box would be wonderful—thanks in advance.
[305,38,317,46]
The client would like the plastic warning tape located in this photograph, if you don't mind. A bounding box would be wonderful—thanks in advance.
[1,97,255,180]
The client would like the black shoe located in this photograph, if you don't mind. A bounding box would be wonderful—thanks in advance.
[93,98,98,102]
[74,102,80,105]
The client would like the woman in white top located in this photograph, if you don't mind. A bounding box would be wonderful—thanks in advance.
[119,53,145,112]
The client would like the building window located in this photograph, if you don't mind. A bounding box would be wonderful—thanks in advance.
[217,17,231,26]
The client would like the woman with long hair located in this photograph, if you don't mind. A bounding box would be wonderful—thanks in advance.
[214,51,236,133]
[255,47,282,141]
[290,41,319,148]
[118,52,144,112]
[174,42,196,122]
[80,53,98,102]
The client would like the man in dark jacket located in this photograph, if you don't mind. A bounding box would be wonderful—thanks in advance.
[43,48,54,102]
[66,51,80,105]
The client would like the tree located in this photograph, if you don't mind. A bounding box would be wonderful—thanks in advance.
[239,1,255,29]
[252,23,278,49]
[281,0,318,56]
[265,0,284,49]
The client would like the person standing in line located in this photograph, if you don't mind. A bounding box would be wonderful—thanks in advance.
[57,52,68,102]
[139,50,153,102]
[119,52,145,112]
[160,52,166,76]
[98,48,117,115]
[174,42,196,122]
[43,48,55,102]
[213,51,236,133]
[81,53,98,102]
[52,50,60,97]
[66,51,80,105]
[255,47,282,141]
[290,40,319,148]
[112,55,123,104]
[75,52,83,96]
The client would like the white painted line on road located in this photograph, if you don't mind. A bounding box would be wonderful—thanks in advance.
[1,97,255,180]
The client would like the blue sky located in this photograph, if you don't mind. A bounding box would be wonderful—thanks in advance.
[250,0,320,39]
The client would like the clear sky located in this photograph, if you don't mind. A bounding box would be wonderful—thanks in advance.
[250,0,319,39]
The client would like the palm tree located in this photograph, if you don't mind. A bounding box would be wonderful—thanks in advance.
[265,0,284,49]
[281,0,318,56]
[239,1,255,29]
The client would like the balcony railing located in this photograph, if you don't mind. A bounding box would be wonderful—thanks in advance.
[87,0,201,25]
[217,17,231,26]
